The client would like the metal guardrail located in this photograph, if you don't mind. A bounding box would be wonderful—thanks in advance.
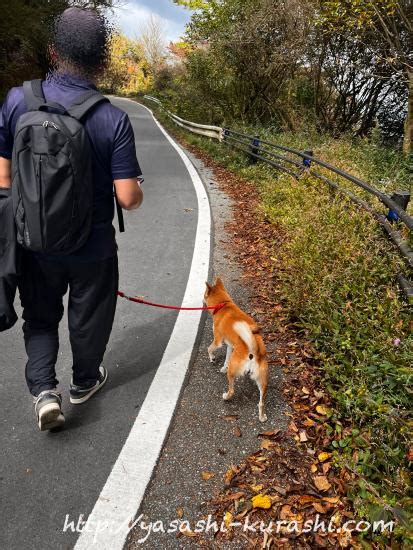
[143,95,413,301]
[144,95,222,140]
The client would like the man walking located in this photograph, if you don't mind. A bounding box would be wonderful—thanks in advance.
[0,7,143,430]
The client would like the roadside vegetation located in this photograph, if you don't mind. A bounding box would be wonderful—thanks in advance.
[136,3,413,543]
[145,106,412,545]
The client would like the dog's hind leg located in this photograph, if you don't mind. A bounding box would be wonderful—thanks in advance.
[220,344,232,373]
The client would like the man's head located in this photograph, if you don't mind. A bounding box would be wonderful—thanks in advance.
[52,7,111,78]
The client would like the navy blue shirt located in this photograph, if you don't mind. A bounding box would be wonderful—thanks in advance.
[0,72,142,262]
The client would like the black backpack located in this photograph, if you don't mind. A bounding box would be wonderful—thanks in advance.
[12,79,113,255]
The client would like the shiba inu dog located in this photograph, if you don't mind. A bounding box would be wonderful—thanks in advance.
[204,277,268,422]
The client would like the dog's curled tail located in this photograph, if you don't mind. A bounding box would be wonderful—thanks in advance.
[234,321,266,361]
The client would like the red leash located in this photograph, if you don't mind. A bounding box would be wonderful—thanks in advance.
[117,291,227,314]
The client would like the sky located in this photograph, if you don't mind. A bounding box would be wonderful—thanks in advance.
[112,0,192,43]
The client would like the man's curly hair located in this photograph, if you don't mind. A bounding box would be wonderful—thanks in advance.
[53,7,111,75]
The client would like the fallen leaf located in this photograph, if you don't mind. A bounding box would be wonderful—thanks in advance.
[322,462,332,475]
[176,507,184,518]
[313,502,327,513]
[251,494,272,509]
[302,386,310,394]
[313,476,332,491]
[260,439,274,450]
[258,429,281,438]
[316,405,329,416]
[250,484,263,493]
[180,528,197,538]
[300,495,320,505]
[299,430,308,442]
[273,485,287,496]
[201,470,215,481]
[311,463,318,473]
[221,415,239,422]
[322,496,340,504]
[289,421,298,433]
[224,465,237,486]
[227,491,245,501]
[224,511,232,528]
[318,452,332,462]
[233,426,242,437]
[280,505,296,520]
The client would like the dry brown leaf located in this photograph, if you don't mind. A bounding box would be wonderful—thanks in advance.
[233,426,242,437]
[323,496,340,504]
[201,470,215,481]
[313,502,327,513]
[289,421,299,433]
[180,528,197,538]
[176,507,184,518]
[260,439,274,450]
[299,430,308,442]
[313,476,332,491]
[221,415,239,422]
[258,429,281,438]
[311,463,318,473]
[322,462,332,475]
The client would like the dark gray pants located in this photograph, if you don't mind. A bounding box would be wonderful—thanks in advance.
[18,252,118,396]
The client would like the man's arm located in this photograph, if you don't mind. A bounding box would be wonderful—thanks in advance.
[114,177,143,210]
[0,158,11,188]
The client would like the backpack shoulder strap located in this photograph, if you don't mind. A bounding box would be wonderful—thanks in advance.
[23,79,46,111]
[67,90,109,121]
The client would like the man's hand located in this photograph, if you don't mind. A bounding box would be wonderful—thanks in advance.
[114,177,143,210]
[0,157,11,188]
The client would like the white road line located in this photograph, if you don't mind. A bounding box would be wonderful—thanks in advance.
[74,99,211,549]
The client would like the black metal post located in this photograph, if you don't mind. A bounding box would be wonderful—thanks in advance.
[249,135,260,164]
[302,150,313,168]
[387,190,411,223]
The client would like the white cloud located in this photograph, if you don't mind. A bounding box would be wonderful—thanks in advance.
[112,2,188,43]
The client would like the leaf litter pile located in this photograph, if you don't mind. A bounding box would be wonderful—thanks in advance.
[170,137,385,549]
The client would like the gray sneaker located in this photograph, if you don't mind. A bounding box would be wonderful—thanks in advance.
[69,366,108,404]
[34,390,65,431]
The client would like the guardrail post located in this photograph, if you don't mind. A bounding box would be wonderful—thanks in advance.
[302,150,313,168]
[387,190,411,223]
[249,135,260,165]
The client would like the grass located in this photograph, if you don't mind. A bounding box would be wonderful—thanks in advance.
[139,98,412,544]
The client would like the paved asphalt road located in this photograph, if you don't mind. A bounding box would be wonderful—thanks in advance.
[0,98,201,549]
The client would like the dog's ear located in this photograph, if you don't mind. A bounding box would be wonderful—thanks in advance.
[205,281,212,293]
[215,276,224,288]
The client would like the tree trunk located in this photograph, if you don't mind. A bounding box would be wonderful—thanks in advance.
[403,68,413,155]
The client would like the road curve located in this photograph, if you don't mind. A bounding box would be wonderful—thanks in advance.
[0,98,206,550]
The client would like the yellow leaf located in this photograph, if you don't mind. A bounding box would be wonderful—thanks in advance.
[302,386,310,394]
[311,463,318,473]
[318,452,332,462]
[250,484,263,493]
[251,494,272,509]
[201,470,215,481]
[316,405,329,415]
[224,512,232,528]
[313,476,332,491]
